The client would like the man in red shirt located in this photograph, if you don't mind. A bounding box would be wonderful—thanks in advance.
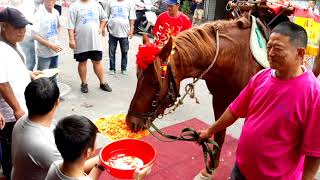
[152,0,192,47]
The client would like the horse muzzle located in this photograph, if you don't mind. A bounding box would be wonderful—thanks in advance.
[126,114,149,132]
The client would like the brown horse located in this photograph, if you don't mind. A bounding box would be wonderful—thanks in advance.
[126,14,264,167]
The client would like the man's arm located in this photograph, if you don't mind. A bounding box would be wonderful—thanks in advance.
[0,111,5,129]
[0,83,25,120]
[198,108,238,141]
[99,21,107,37]
[129,19,134,37]
[302,156,320,180]
[68,29,76,49]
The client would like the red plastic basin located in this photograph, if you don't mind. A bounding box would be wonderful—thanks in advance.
[99,139,157,179]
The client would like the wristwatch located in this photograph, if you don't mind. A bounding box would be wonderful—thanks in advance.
[95,164,105,171]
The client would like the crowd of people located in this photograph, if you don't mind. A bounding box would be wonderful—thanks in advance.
[1,0,320,180]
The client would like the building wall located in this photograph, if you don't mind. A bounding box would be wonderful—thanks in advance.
[205,0,216,20]
[205,0,229,20]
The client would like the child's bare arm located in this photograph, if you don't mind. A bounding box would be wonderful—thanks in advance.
[33,33,62,53]
[87,162,104,180]
[84,155,99,174]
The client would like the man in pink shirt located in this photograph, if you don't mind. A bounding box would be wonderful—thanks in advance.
[196,21,320,180]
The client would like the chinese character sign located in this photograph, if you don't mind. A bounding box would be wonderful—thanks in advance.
[293,8,320,69]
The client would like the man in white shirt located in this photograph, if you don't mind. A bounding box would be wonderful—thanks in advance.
[0,7,32,179]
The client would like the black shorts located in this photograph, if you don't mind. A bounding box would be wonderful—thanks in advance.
[74,51,103,62]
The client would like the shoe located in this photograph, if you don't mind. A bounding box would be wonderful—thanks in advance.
[193,169,214,180]
[109,70,116,75]
[138,26,147,32]
[80,83,88,93]
[121,70,128,75]
[100,83,112,92]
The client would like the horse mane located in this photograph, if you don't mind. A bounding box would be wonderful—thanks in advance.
[153,13,252,86]
[173,13,252,68]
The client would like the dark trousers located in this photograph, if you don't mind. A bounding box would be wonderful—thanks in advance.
[134,10,146,31]
[231,163,246,180]
[0,122,15,179]
[108,34,129,71]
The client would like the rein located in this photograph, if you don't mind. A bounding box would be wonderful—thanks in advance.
[148,121,219,174]
[129,29,221,173]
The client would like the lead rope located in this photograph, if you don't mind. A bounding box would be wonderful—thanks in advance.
[147,121,219,174]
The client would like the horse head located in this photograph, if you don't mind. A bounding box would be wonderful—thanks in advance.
[126,36,180,132]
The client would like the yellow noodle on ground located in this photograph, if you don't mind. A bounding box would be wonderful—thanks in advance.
[95,114,149,141]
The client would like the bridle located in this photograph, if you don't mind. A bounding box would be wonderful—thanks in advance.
[128,29,221,173]
[128,63,180,124]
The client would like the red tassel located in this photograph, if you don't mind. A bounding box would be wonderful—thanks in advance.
[136,43,160,70]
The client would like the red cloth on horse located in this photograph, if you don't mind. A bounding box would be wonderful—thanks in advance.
[98,118,238,180]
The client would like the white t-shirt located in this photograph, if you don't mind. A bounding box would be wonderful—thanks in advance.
[45,160,92,180]
[105,0,136,38]
[56,0,63,6]
[11,116,62,180]
[0,41,30,122]
[67,0,107,54]
[33,4,61,58]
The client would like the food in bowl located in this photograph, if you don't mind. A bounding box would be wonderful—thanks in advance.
[99,139,157,179]
[105,154,144,170]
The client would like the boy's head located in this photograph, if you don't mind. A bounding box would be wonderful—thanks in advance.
[25,78,60,117]
[54,115,98,162]
[165,0,180,16]
[43,0,56,11]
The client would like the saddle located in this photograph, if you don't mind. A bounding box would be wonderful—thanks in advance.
[250,15,270,68]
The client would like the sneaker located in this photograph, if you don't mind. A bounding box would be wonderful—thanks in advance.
[80,83,88,93]
[121,70,128,75]
[100,83,112,92]
[109,70,116,75]
[193,169,214,180]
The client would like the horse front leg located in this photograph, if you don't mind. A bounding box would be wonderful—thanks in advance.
[212,97,227,169]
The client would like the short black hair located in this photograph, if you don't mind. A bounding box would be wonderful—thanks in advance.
[54,115,98,162]
[24,78,60,117]
[271,21,308,48]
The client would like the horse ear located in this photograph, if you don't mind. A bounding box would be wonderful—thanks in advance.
[159,36,174,61]
[142,34,150,44]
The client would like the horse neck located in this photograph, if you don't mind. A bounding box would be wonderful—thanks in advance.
[172,26,256,88]
[171,48,216,84]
